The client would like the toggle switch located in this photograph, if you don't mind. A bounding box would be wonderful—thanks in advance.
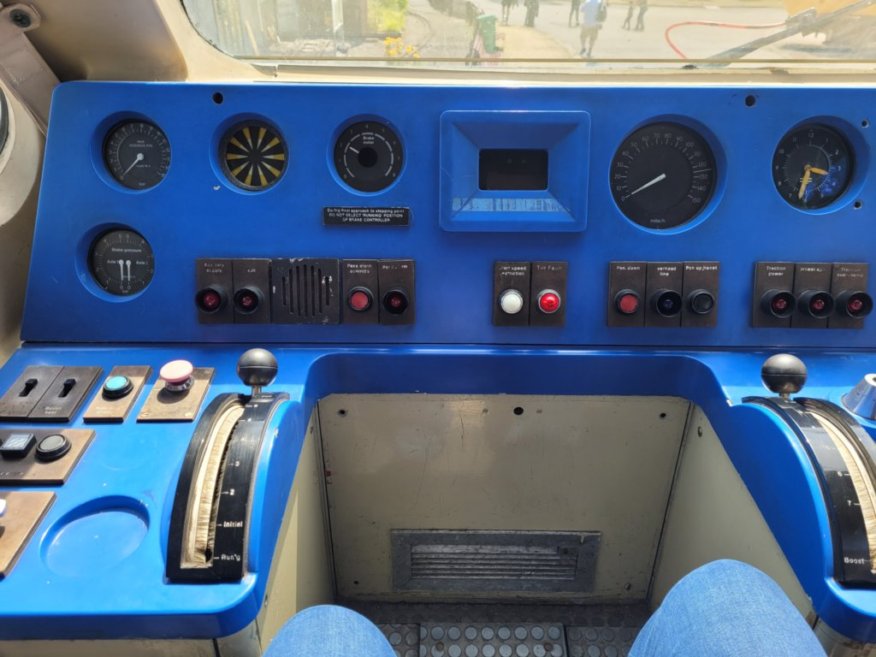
[499,289,525,315]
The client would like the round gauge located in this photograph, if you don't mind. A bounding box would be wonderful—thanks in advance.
[772,124,853,210]
[334,120,404,192]
[89,229,155,296]
[610,122,717,229]
[220,120,287,191]
[103,121,171,190]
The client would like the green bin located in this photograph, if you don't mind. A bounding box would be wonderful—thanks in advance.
[477,14,498,53]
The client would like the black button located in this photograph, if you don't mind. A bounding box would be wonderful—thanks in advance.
[0,432,36,459]
[688,290,715,315]
[36,434,71,462]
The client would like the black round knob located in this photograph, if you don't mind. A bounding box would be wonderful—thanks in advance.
[761,353,807,396]
[237,348,278,389]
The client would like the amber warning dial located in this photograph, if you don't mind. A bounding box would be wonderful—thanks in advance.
[220,121,287,191]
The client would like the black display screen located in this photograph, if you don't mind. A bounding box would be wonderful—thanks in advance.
[479,149,548,190]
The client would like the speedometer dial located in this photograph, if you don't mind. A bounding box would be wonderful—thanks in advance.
[103,121,171,190]
[772,124,852,210]
[610,123,716,229]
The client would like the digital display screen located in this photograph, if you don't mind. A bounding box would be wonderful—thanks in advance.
[479,149,548,190]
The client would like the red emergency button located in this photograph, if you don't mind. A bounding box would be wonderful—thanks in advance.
[614,290,640,316]
[537,289,561,314]
[348,288,373,312]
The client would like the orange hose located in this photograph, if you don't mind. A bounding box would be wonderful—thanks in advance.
[664,20,786,58]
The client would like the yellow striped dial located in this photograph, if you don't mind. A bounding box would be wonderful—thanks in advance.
[220,121,287,191]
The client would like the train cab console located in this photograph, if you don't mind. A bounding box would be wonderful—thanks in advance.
[3,80,876,656]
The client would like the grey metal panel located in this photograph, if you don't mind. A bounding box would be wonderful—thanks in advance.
[392,530,600,593]
[320,394,689,602]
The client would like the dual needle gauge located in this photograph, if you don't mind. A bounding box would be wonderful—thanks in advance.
[772,124,853,210]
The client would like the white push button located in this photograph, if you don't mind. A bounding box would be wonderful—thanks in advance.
[499,289,524,315]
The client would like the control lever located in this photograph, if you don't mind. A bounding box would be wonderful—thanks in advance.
[761,353,807,399]
[236,348,278,396]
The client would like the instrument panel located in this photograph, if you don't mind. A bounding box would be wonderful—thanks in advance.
[24,82,876,347]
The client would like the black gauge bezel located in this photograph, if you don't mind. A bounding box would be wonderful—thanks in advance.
[610,121,718,230]
[88,228,155,296]
[219,120,287,191]
[102,120,171,190]
[772,123,854,210]
[333,119,405,193]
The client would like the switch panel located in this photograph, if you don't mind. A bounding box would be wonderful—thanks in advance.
[752,262,871,329]
[0,366,63,421]
[607,262,646,328]
[232,259,271,324]
[752,262,795,328]
[137,367,214,422]
[530,262,567,328]
[342,260,379,325]
[84,366,152,423]
[0,429,94,485]
[196,259,233,324]
[271,258,341,325]
[645,263,684,328]
[793,262,833,329]
[378,260,416,325]
[493,262,532,327]
[831,263,871,329]
[609,261,719,328]
[27,367,102,422]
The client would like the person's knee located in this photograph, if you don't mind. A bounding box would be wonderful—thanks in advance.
[264,605,395,657]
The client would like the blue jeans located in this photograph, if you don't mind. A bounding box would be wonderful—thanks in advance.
[263,560,826,657]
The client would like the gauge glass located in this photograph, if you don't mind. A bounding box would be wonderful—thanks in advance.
[89,229,155,296]
[220,121,287,191]
[772,124,853,210]
[334,121,404,192]
[610,122,717,229]
[103,121,171,190]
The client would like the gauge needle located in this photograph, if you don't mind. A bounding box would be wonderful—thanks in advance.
[798,165,813,200]
[122,153,145,177]
[809,166,829,176]
[624,173,667,200]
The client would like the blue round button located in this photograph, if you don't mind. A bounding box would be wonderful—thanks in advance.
[103,375,133,399]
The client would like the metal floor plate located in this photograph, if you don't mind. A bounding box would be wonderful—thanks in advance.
[369,604,647,657]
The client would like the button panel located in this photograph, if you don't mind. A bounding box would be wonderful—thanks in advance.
[752,262,871,329]
[609,261,719,328]
[493,262,567,328]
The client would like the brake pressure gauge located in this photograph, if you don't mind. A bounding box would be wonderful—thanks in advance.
[772,124,853,210]
[103,121,171,190]
[89,229,155,296]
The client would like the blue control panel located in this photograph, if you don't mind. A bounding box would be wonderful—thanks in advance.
[3,82,876,647]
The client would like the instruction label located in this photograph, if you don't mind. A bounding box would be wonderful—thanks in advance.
[323,207,410,226]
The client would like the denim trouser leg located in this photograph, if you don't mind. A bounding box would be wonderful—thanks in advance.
[629,560,826,657]
[263,605,396,657]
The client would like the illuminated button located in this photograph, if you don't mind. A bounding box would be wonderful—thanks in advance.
[196,287,225,313]
[383,289,409,315]
[160,360,194,392]
[761,290,795,318]
[652,290,682,317]
[614,289,640,315]
[537,290,561,314]
[103,375,133,400]
[798,290,834,319]
[348,288,373,312]
[838,291,873,319]
[36,434,71,462]
[233,287,262,314]
[499,289,524,315]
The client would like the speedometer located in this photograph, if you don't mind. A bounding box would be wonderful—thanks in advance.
[610,122,717,230]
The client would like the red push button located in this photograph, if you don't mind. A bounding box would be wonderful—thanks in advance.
[537,290,561,314]
[348,288,373,312]
[615,290,640,316]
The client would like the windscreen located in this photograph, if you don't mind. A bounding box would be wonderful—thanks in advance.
[182,0,876,69]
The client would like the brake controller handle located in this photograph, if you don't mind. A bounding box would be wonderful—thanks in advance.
[236,348,278,396]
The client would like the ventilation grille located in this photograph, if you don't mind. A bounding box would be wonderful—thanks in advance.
[392,530,600,594]
[271,258,340,324]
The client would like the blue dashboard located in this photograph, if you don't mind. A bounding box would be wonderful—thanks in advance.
[2,81,876,648]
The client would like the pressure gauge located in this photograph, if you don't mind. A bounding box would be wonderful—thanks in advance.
[89,229,155,296]
[103,121,171,190]
[334,120,404,192]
